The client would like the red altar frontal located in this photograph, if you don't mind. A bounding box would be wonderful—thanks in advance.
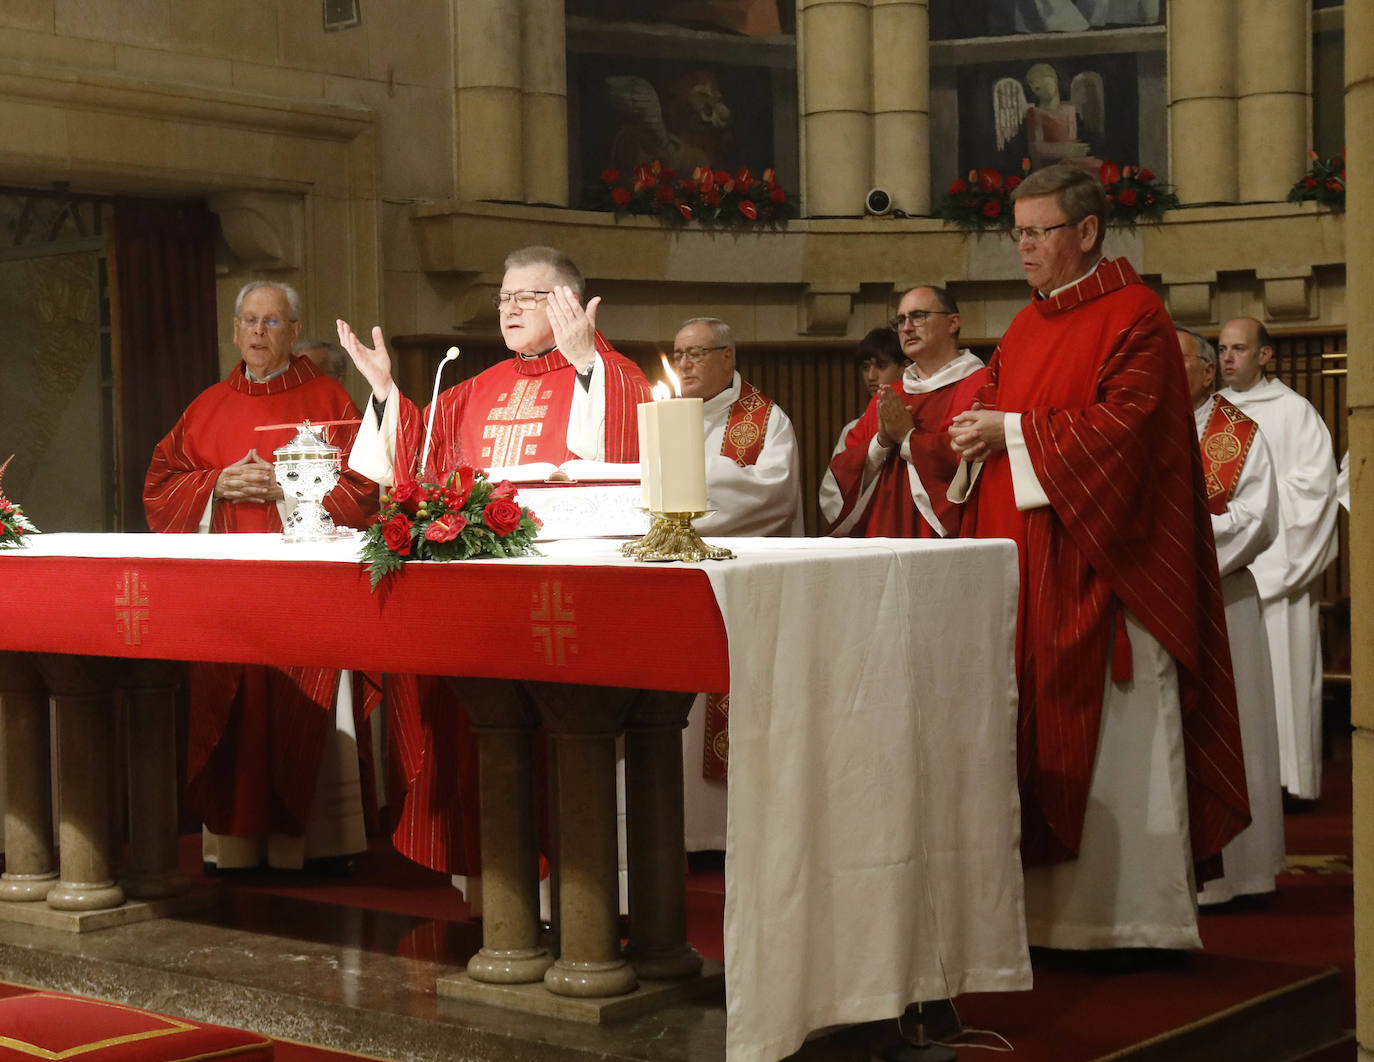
[0,533,1030,1062]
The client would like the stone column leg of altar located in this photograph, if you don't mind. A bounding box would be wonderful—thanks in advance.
[527,681,637,998]
[445,677,552,984]
[35,655,124,912]
[624,690,702,980]
[121,661,190,900]
[0,654,57,901]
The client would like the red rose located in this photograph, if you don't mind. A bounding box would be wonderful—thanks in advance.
[491,479,517,500]
[660,167,676,181]
[611,187,631,206]
[769,186,786,204]
[424,512,467,542]
[1118,188,1138,207]
[1304,176,1318,190]
[601,167,620,183]
[738,200,758,220]
[982,200,1002,219]
[702,188,721,207]
[1099,161,1122,186]
[949,179,968,194]
[391,480,422,515]
[1006,175,1021,190]
[713,169,730,185]
[1139,167,1155,182]
[484,498,523,536]
[381,514,413,555]
[656,183,676,203]
[978,168,1003,191]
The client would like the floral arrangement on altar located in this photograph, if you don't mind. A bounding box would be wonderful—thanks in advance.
[0,456,39,549]
[1288,150,1345,209]
[934,160,1178,232]
[360,466,541,590]
[588,161,797,228]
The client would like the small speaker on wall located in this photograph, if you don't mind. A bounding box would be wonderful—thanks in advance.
[323,0,362,31]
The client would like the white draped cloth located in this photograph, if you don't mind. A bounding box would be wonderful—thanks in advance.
[1220,378,1338,799]
[1193,395,1286,904]
[682,372,804,851]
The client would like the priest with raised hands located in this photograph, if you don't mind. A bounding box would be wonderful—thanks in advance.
[947,164,1250,951]
[825,285,986,538]
[1179,326,1286,905]
[1216,315,1339,803]
[335,245,652,881]
[144,280,379,874]
[339,244,651,486]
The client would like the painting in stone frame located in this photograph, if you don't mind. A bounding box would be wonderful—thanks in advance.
[569,52,780,199]
[930,0,1163,40]
[956,53,1141,178]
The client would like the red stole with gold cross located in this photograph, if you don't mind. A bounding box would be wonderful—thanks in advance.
[720,380,775,467]
[1200,394,1260,517]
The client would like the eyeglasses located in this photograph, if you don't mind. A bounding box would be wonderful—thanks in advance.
[237,315,289,331]
[670,345,729,365]
[1007,221,1075,244]
[889,310,955,330]
[492,290,552,310]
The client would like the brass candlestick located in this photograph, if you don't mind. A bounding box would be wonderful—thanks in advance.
[620,511,734,563]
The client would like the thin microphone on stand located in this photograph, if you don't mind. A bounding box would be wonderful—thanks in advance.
[420,346,460,478]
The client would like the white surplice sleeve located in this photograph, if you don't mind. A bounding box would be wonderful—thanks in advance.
[1212,428,1280,578]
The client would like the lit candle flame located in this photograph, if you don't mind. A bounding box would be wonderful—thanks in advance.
[657,353,683,398]
[652,381,672,401]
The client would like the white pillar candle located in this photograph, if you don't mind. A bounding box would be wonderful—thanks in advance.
[653,397,707,513]
[637,401,662,511]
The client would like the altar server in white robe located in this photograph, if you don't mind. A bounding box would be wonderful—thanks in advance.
[1218,317,1339,800]
[1180,328,1286,903]
[670,316,802,850]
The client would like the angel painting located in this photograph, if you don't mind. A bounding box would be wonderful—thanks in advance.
[604,71,734,176]
[994,63,1104,172]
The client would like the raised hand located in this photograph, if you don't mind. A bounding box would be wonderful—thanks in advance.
[336,319,394,400]
[545,285,601,372]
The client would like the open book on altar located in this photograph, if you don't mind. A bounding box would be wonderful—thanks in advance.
[483,460,640,485]
[487,462,648,539]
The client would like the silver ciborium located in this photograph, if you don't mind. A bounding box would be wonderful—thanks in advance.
[273,422,341,542]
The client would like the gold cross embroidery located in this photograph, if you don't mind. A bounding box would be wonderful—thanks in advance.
[115,570,150,646]
[484,379,550,465]
[531,580,577,666]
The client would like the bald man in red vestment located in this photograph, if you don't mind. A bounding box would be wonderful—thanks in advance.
[948,165,1249,950]
[336,246,652,877]
[144,281,378,870]
[826,285,987,538]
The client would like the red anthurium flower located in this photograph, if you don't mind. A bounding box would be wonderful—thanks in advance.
[1099,161,1122,186]
[601,167,620,183]
[949,179,968,194]
[739,200,758,220]
[611,186,631,206]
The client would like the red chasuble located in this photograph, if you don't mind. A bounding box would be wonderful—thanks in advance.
[962,259,1249,869]
[390,332,651,481]
[828,362,987,537]
[380,334,649,874]
[143,356,379,838]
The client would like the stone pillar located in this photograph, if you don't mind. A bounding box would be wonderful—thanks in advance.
[0,654,56,901]
[871,0,929,216]
[623,690,702,980]
[456,0,524,201]
[446,678,553,985]
[801,0,873,216]
[34,656,124,912]
[120,661,190,901]
[528,682,637,998]
[1236,0,1309,202]
[1169,0,1238,204]
[522,0,569,207]
[1345,8,1373,1057]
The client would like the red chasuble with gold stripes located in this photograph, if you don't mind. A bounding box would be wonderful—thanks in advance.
[143,356,379,837]
[391,332,651,481]
[1200,394,1261,516]
[963,259,1249,870]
